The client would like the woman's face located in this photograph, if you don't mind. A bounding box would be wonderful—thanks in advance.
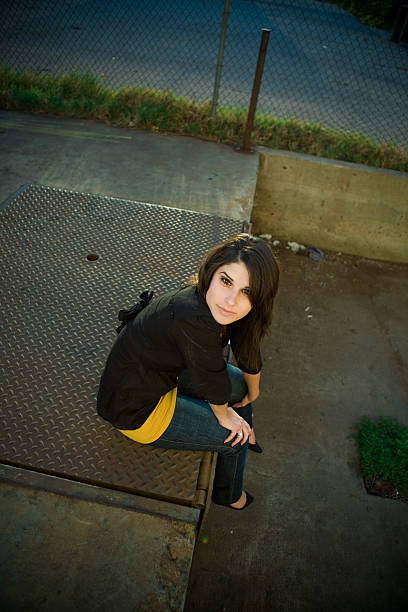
[205,261,252,325]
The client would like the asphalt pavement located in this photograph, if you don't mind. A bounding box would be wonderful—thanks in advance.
[1,111,408,611]
[0,0,407,146]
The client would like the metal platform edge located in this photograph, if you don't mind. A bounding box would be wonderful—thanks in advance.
[1,183,251,229]
[0,182,32,211]
[0,463,201,525]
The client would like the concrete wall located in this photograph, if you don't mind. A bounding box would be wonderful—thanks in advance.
[251,149,408,263]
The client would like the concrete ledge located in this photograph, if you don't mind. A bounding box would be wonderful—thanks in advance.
[251,149,408,263]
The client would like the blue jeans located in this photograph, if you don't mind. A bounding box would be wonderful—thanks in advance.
[149,364,252,505]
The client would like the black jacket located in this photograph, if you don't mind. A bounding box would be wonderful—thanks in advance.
[97,285,261,430]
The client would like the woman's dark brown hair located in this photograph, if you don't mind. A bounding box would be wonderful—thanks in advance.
[197,233,280,371]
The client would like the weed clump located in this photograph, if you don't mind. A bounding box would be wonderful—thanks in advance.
[354,416,408,495]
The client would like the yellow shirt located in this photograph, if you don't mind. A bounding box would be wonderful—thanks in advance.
[119,387,177,444]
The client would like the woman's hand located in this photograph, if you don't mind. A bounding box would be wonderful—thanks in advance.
[232,391,259,408]
[216,406,251,446]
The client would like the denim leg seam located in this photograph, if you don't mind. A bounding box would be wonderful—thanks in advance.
[228,452,239,502]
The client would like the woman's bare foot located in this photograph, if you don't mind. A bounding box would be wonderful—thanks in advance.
[230,491,248,509]
[229,491,254,510]
[248,428,256,445]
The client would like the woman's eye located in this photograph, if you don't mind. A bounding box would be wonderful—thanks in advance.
[220,276,231,286]
[242,288,250,296]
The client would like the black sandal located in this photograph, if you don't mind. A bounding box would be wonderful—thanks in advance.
[212,491,254,510]
[248,441,263,453]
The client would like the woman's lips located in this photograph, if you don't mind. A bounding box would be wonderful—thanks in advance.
[217,304,235,316]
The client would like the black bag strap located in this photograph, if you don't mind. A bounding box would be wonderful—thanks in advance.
[116,290,154,334]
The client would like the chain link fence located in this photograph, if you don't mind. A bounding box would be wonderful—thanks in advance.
[1,0,407,148]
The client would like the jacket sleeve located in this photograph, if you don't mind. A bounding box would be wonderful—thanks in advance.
[236,350,262,375]
[177,317,231,405]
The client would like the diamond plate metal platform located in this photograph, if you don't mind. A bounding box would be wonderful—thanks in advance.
[0,184,242,506]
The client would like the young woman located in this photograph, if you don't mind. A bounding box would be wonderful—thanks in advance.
[97,234,279,510]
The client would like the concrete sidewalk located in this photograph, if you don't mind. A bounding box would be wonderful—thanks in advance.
[0,110,258,221]
[1,111,407,611]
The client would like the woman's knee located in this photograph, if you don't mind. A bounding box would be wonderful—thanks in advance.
[218,439,247,458]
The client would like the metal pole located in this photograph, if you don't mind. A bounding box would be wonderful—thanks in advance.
[241,28,271,153]
[211,0,231,120]
[391,2,408,43]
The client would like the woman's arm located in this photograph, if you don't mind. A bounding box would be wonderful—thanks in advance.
[233,371,261,407]
[210,402,251,445]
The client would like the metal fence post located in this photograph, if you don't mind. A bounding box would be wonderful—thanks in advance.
[391,2,408,43]
[211,0,231,120]
[241,28,271,153]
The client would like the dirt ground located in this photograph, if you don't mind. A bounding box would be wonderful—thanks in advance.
[185,246,408,612]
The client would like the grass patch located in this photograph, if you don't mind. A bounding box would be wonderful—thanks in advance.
[354,416,408,495]
[1,68,407,172]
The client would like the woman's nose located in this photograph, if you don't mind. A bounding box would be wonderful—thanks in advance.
[226,289,238,305]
